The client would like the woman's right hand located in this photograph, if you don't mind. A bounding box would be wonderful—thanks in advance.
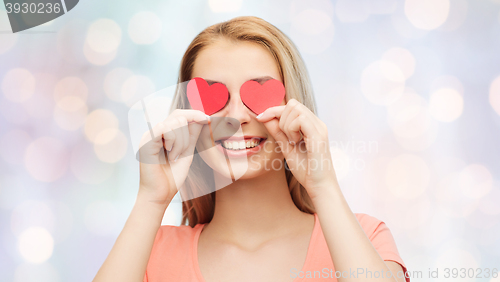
[137,109,209,206]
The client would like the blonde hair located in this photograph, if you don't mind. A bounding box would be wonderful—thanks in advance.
[169,16,318,227]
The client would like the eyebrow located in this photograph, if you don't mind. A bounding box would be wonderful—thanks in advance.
[205,76,275,86]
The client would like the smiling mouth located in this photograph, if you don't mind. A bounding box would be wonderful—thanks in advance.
[216,138,266,150]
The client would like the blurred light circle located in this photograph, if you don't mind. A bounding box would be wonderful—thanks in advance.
[385,154,430,199]
[459,164,493,199]
[53,76,88,103]
[14,262,60,282]
[84,109,119,143]
[18,227,54,263]
[0,129,32,165]
[104,68,134,102]
[489,75,500,116]
[11,200,55,236]
[93,129,128,163]
[438,0,468,32]
[53,96,88,131]
[208,0,243,12]
[85,19,122,53]
[121,75,156,106]
[429,88,463,122]
[83,41,117,65]
[404,0,450,30]
[381,47,416,79]
[128,11,162,45]
[70,141,115,185]
[24,137,69,182]
[290,9,334,54]
[387,89,432,138]
[335,0,370,23]
[84,201,120,236]
[329,147,351,181]
[2,68,35,103]
[360,60,405,106]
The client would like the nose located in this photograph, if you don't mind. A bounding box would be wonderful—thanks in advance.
[223,90,252,126]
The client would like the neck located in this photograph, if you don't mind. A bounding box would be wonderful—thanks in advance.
[205,166,308,246]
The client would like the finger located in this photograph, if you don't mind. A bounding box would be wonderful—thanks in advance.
[286,115,304,144]
[170,109,210,124]
[162,109,209,153]
[256,105,286,122]
[186,122,205,154]
[139,121,164,151]
[162,122,176,152]
[178,116,190,159]
[137,123,165,164]
[281,102,301,143]
[260,118,292,154]
[166,118,184,162]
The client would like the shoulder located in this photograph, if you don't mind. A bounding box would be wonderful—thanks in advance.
[148,224,202,264]
[153,224,201,247]
[146,224,203,280]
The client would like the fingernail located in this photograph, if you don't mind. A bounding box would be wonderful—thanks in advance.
[256,113,263,119]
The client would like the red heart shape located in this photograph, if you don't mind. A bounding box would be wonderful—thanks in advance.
[240,79,286,115]
[187,77,229,115]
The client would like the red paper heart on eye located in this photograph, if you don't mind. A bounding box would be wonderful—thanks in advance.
[187,77,229,115]
[240,79,286,115]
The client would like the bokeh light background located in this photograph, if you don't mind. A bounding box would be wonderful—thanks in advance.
[1,0,500,281]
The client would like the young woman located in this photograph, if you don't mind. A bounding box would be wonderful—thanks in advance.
[93,16,409,282]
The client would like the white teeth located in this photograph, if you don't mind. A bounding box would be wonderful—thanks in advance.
[221,139,261,150]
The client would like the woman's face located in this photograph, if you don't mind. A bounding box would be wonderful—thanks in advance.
[191,38,286,180]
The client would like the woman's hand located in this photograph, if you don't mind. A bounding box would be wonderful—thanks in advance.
[137,109,209,206]
[257,98,338,200]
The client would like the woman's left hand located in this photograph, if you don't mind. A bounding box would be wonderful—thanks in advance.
[257,98,339,200]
